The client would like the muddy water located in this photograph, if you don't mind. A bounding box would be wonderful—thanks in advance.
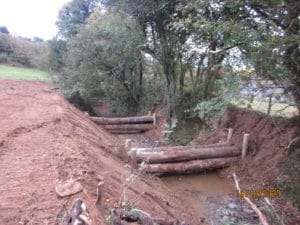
[162,173,260,225]
[162,172,237,222]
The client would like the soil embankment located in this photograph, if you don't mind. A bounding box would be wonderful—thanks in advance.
[192,106,300,224]
[0,79,199,224]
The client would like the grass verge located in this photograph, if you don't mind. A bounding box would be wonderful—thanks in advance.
[0,65,51,82]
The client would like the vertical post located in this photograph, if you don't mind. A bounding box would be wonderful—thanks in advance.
[242,133,250,159]
[128,149,138,169]
[227,128,234,143]
[153,113,157,125]
[125,139,132,150]
[267,96,272,115]
[148,111,151,116]
[95,181,104,207]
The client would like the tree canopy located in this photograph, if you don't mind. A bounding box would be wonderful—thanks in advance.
[52,0,300,120]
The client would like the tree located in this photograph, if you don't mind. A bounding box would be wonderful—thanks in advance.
[0,26,9,34]
[101,0,189,124]
[61,11,145,112]
[56,0,100,38]
[221,0,300,113]
[48,38,67,72]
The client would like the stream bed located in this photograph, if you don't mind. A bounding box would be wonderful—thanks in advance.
[162,173,260,225]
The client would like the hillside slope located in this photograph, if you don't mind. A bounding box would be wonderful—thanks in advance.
[0,79,198,224]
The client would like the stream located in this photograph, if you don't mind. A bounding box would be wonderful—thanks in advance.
[120,134,260,225]
[162,173,260,225]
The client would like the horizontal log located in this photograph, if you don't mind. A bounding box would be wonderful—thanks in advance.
[131,143,231,153]
[104,124,153,131]
[139,157,239,175]
[108,130,145,134]
[136,146,240,163]
[90,115,154,125]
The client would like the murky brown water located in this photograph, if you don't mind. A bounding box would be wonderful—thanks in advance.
[162,172,236,216]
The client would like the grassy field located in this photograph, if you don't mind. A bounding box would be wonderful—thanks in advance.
[0,65,51,82]
[233,99,298,118]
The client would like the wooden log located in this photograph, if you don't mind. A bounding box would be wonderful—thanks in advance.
[108,130,145,134]
[136,146,240,163]
[227,128,234,143]
[242,133,250,159]
[139,157,239,175]
[90,115,154,125]
[125,139,132,150]
[131,143,231,153]
[104,124,153,131]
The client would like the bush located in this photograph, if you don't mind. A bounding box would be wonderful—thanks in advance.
[0,33,49,70]
[193,98,230,123]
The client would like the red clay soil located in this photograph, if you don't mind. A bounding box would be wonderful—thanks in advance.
[192,105,300,223]
[0,79,200,225]
[193,106,300,188]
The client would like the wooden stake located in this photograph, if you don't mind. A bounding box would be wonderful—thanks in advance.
[153,113,156,125]
[128,149,138,169]
[125,139,132,150]
[242,133,250,159]
[227,128,234,143]
[95,182,104,207]
[233,173,269,225]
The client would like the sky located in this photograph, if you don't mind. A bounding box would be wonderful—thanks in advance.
[0,0,71,40]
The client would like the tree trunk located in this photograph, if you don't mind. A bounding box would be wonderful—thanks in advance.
[136,146,240,163]
[139,157,239,175]
[104,124,153,131]
[292,88,300,114]
[90,115,154,125]
[284,0,300,114]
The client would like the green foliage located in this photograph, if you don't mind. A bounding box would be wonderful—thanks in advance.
[0,26,9,34]
[277,144,300,209]
[54,0,299,118]
[194,98,230,122]
[48,39,67,72]
[56,0,100,38]
[57,11,145,113]
[0,33,49,70]
[169,118,206,145]
[0,33,13,63]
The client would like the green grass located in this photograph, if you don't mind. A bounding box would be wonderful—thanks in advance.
[0,65,51,82]
[233,99,298,118]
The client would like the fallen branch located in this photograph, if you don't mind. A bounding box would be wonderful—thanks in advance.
[112,208,178,225]
[64,199,92,225]
[54,200,68,225]
[233,173,269,225]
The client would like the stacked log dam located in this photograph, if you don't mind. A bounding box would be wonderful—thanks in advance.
[139,157,239,175]
[104,124,153,132]
[90,115,154,125]
[128,143,241,175]
[134,146,240,163]
[90,114,155,134]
